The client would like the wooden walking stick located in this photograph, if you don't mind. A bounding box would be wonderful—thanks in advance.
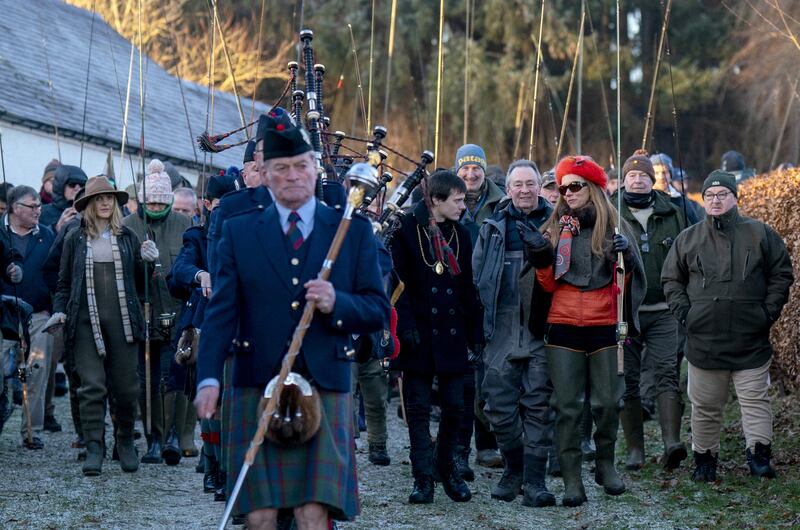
[218,164,379,530]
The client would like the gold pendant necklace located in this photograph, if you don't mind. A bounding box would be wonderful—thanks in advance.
[416,224,459,275]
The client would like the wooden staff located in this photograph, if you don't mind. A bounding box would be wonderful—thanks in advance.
[218,169,379,530]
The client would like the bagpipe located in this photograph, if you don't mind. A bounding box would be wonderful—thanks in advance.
[196,29,434,236]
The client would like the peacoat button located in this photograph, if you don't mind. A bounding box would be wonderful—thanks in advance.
[291,258,300,266]
[449,309,455,315]
[450,328,456,335]
[242,341,250,348]
[431,287,438,294]
[432,329,439,336]
[431,308,437,314]
[292,277,299,285]
[446,288,453,295]
[345,348,356,359]
[291,301,300,310]
[336,319,343,328]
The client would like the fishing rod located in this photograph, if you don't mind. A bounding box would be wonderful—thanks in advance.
[528,0,546,160]
[641,0,674,152]
[664,32,689,226]
[136,0,153,435]
[79,1,97,168]
[614,0,626,376]
[555,7,586,162]
[433,0,445,163]
[347,24,368,136]
[251,0,267,123]
[584,0,617,163]
[367,0,376,133]
[209,0,249,136]
[36,9,62,161]
[383,0,398,124]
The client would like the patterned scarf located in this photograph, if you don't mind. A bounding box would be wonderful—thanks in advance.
[554,215,581,280]
[85,233,134,357]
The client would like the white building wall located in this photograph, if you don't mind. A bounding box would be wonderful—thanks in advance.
[0,121,199,192]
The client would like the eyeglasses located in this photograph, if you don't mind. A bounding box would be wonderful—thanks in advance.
[703,191,731,202]
[15,202,42,211]
[558,182,589,195]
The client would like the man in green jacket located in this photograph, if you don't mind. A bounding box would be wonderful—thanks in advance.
[662,170,793,482]
[612,151,688,472]
[123,159,192,464]
[456,143,505,246]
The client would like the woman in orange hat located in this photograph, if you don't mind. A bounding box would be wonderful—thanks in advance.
[518,155,646,507]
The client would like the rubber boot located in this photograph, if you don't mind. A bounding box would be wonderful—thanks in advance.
[180,397,199,457]
[521,454,556,507]
[657,392,687,470]
[589,346,626,496]
[545,346,587,507]
[204,454,219,493]
[140,391,164,464]
[161,391,182,466]
[437,456,472,502]
[491,444,524,502]
[408,475,434,504]
[453,445,475,482]
[82,440,103,476]
[692,450,717,482]
[580,400,596,462]
[116,413,139,473]
[746,442,776,478]
[619,398,645,470]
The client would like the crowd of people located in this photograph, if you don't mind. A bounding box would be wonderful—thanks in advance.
[0,105,793,530]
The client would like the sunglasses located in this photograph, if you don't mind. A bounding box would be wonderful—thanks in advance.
[558,182,589,195]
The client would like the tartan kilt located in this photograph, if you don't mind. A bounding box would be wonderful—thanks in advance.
[226,386,359,521]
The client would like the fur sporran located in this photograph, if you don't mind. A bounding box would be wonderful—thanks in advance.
[258,372,322,448]
[174,327,199,365]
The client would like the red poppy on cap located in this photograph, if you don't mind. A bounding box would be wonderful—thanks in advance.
[555,155,607,189]
[276,123,285,131]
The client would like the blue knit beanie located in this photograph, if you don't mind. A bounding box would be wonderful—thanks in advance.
[455,144,487,171]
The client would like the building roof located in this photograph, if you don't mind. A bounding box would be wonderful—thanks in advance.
[0,0,266,172]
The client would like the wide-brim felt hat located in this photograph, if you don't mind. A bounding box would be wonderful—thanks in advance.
[74,176,129,212]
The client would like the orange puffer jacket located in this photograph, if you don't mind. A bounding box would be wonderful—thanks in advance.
[535,266,623,327]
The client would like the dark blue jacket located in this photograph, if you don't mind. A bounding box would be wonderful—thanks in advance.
[1,220,55,313]
[167,225,209,332]
[207,186,272,280]
[197,201,390,392]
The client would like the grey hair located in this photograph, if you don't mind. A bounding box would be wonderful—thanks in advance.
[7,185,38,212]
[506,159,541,183]
[173,186,197,203]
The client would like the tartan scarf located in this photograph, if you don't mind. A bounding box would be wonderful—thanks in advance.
[85,233,134,357]
[554,215,581,280]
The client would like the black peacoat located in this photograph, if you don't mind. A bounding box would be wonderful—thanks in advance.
[391,201,484,374]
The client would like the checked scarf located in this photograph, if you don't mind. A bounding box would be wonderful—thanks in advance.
[554,215,581,280]
[85,234,134,357]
